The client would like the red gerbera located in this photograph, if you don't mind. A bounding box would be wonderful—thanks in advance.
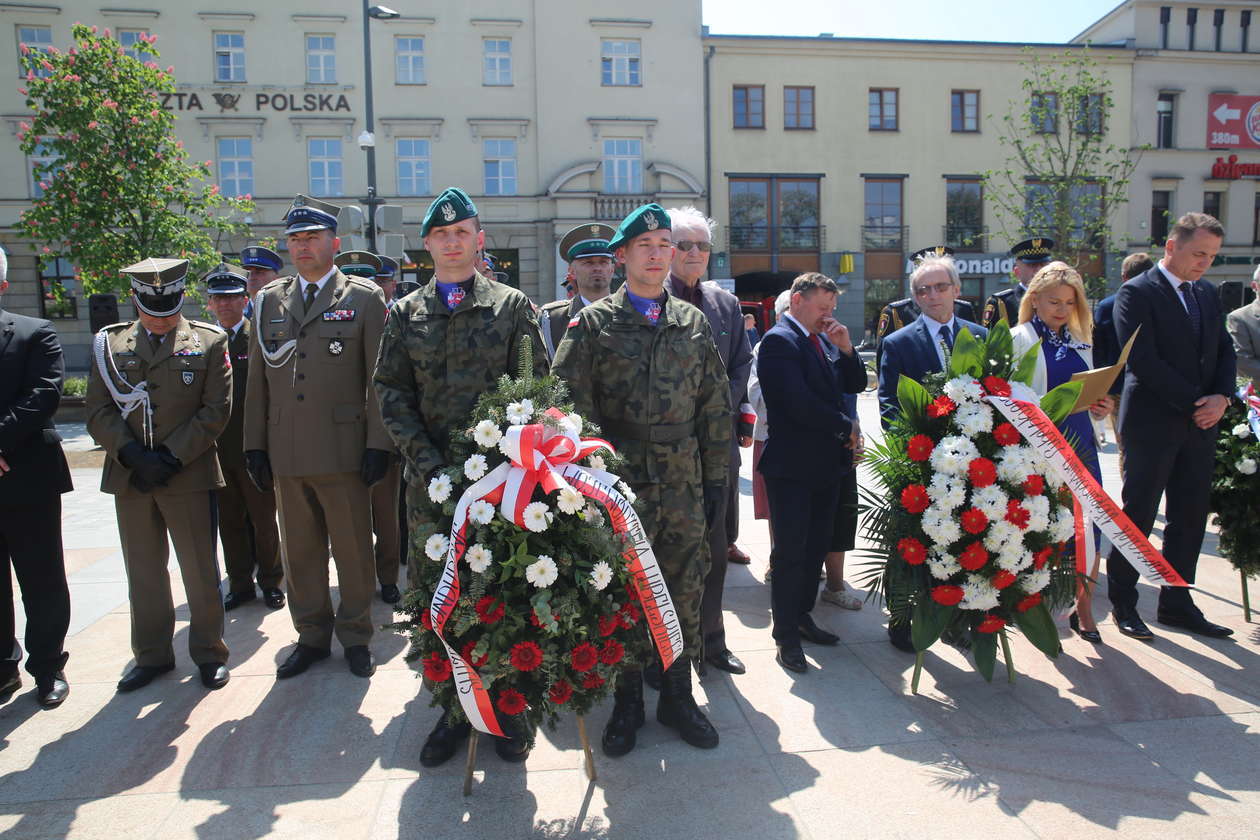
[982,376,1012,397]
[548,680,574,705]
[474,596,504,625]
[510,641,544,672]
[993,422,1021,446]
[926,395,957,418]
[1005,499,1031,530]
[898,537,927,565]
[961,508,989,534]
[496,688,527,716]
[968,457,997,488]
[906,434,935,462]
[1033,546,1053,569]
[992,570,1017,590]
[599,639,624,665]
[570,642,599,672]
[1022,474,1045,496]
[581,672,606,690]
[959,541,989,571]
[621,601,642,623]
[901,484,931,514]
[422,652,452,682]
[625,582,641,602]
[460,639,488,668]
[419,610,433,631]
[598,614,619,637]
[977,614,1006,633]
[930,585,965,606]
[1016,592,1043,612]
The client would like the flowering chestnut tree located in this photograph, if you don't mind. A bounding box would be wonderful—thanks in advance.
[16,23,253,296]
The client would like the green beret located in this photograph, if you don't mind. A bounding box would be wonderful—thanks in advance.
[421,187,478,237]
[559,223,616,262]
[607,203,671,252]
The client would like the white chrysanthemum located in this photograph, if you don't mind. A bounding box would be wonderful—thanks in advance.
[944,376,983,404]
[921,509,963,546]
[559,412,583,435]
[1232,423,1251,439]
[617,481,637,504]
[473,420,503,449]
[927,474,967,512]
[959,573,1001,611]
[525,554,558,588]
[428,473,453,504]
[1020,567,1052,594]
[927,551,962,581]
[505,399,534,425]
[497,434,514,457]
[953,401,994,436]
[468,499,496,525]
[997,446,1037,484]
[983,520,1022,553]
[424,533,449,562]
[1049,509,1075,543]
[556,486,585,515]
[522,501,551,532]
[996,546,1032,574]
[466,543,492,573]
[1237,458,1258,475]
[587,454,607,471]
[1025,495,1051,533]
[589,560,613,591]
[581,503,604,526]
[972,485,1010,520]
[464,453,489,481]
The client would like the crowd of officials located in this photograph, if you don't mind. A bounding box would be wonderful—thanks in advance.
[0,195,1255,766]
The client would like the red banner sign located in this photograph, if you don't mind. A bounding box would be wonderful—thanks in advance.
[1206,93,1260,150]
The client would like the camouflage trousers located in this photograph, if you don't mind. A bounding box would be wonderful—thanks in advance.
[631,481,708,663]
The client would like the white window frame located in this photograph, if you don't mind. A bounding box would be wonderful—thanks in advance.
[307,137,343,197]
[216,137,254,198]
[483,38,512,86]
[601,39,641,86]
[305,33,336,85]
[29,140,61,199]
[214,31,246,83]
[482,138,517,196]
[118,28,147,61]
[395,36,425,84]
[17,25,53,78]
[396,137,431,196]
[602,138,642,194]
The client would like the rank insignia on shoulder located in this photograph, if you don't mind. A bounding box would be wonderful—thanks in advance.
[182,371,195,386]
[323,310,356,321]
[328,339,344,355]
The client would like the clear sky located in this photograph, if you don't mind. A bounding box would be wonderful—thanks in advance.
[702,0,1124,44]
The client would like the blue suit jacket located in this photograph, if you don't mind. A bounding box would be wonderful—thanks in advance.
[877,315,987,427]
[1093,293,1122,396]
[756,319,866,487]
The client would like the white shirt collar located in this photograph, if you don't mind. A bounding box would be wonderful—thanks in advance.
[579,295,595,307]
[783,312,813,336]
[923,314,956,336]
[302,267,336,295]
[1157,260,1191,288]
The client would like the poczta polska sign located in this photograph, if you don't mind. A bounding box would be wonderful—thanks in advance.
[160,91,352,113]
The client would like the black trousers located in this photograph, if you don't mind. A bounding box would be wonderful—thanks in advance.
[0,496,70,679]
[765,476,841,647]
[1107,419,1215,616]
[700,456,737,652]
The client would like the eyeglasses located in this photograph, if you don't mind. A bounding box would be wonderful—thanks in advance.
[673,240,712,253]
[913,282,954,296]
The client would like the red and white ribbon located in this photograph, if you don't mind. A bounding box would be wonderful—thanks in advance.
[429,409,683,735]
[1241,384,1260,440]
[986,395,1188,588]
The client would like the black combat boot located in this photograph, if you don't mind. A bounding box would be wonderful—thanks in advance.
[601,669,645,757]
[656,659,719,749]
[494,712,535,763]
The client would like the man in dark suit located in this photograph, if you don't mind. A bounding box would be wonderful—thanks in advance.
[757,273,866,673]
[872,245,976,371]
[1108,213,1236,640]
[0,247,73,708]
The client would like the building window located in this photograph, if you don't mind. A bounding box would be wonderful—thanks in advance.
[1027,181,1103,246]
[945,180,984,250]
[1214,8,1225,51]
[863,178,904,250]
[305,34,336,84]
[600,39,640,86]
[17,25,53,78]
[307,138,342,197]
[1076,93,1104,135]
[38,256,77,320]
[777,179,820,248]
[729,179,769,249]
[1187,7,1199,50]
[1204,190,1224,223]
[1030,92,1059,133]
[217,137,253,197]
[1160,6,1171,48]
[784,86,815,130]
[214,32,245,82]
[483,38,511,86]
[951,90,979,133]
[602,138,642,194]
[483,139,517,196]
[1253,191,1260,244]
[395,36,425,84]
[1243,11,1252,52]
[1151,190,1172,243]
[396,138,431,196]
[118,29,147,60]
[1156,93,1175,148]
[869,88,898,131]
[727,177,820,251]
[733,85,765,129]
[29,141,61,199]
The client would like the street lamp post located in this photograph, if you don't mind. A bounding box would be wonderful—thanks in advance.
[360,3,400,252]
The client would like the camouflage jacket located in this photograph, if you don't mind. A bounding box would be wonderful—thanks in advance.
[374,271,547,478]
[551,286,731,487]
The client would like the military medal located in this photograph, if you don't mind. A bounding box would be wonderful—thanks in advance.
[182,371,194,385]
[446,286,466,308]
[323,310,356,321]
[328,339,344,355]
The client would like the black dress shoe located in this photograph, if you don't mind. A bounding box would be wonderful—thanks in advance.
[704,648,746,675]
[198,663,230,689]
[117,662,175,693]
[776,646,808,673]
[1069,612,1103,644]
[420,710,471,767]
[1157,612,1235,638]
[380,584,401,605]
[262,588,286,609]
[0,672,21,703]
[276,644,331,679]
[344,645,376,678]
[797,616,840,646]
[1112,609,1154,640]
[36,671,69,708]
[888,622,916,653]
[223,590,256,611]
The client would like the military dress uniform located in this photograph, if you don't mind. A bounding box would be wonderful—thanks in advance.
[539,223,616,360]
[85,258,232,691]
[982,237,1055,329]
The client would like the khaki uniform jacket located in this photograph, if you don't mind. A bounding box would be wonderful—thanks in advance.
[216,321,252,469]
[539,297,583,360]
[1227,301,1260,389]
[86,317,232,496]
[243,269,390,476]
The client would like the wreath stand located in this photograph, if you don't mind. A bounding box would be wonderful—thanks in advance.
[1242,571,1253,624]
[910,629,1016,694]
[462,715,597,796]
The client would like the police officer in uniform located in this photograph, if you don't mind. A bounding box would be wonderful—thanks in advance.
[243,196,392,681]
[552,203,730,758]
[240,245,283,320]
[873,246,977,371]
[374,187,547,768]
[203,263,284,612]
[539,223,616,360]
[982,237,1055,328]
[85,258,233,691]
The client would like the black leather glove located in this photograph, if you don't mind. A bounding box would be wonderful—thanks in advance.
[151,446,182,486]
[360,448,391,487]
[120,442,174,490]
[128,471,155,494]
[245,450,273,493]
[117,441,146,470]
[702,482,726,529]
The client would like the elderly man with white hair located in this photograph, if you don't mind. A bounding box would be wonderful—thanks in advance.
[665,205,753,678]
[1227,262,1260,391]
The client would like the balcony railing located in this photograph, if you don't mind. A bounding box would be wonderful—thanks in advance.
[942,224,988,252]
[861,224,908,252]
[594,194,653,221]
[727,225,825,251]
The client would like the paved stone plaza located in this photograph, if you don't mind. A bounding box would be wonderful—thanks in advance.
[3,392,1258,839]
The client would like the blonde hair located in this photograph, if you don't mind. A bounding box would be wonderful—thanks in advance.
[1017,260,1093,343]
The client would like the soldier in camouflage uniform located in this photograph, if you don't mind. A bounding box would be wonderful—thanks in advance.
[373,187,547,769]
[982,237,1055,329]
[552,203,731,758]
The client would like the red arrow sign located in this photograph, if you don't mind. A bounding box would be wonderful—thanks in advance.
[1206,93,1260,149]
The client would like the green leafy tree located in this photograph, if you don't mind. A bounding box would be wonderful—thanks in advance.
[983,47,1145,298]
[16,23,253,297]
